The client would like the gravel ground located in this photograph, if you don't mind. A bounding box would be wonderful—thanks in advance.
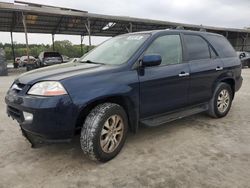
[0,69,250,188]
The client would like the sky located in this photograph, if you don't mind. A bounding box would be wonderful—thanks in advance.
[1,0,250,45]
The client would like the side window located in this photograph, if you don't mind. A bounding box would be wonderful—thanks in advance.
[206,35,236,58]
[144,35,182,66]
[185,35,210,61]
[209,46,217,58]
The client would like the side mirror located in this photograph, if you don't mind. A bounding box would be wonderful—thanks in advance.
[141,54,162,67]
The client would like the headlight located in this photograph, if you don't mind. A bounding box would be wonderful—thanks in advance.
[27,81,67,96]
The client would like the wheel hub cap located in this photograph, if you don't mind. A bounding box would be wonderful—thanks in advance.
[100,115,124,153]
[217,89,230,113]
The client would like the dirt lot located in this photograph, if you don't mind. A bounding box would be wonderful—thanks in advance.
[0,69,250,188]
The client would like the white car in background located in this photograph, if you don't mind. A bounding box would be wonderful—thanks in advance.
[68,58,79,63]
[19,56,37,67]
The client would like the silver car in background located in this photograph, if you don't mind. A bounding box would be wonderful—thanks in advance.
[237,51,250,68]
[38,51,63,67]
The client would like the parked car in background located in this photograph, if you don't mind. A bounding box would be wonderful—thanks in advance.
[19,56,36,67]
[68,58,79,63]
[38,51,63,67]
[62,55,70,63]
[237,51,250,68]
[14,57,21,68]
[5,30,242,162]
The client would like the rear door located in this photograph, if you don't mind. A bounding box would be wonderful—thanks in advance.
[139,34,190,118]
[183,34,223,105]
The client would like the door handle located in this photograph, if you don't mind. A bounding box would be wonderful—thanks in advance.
[178,72,190,77]
[215,67,223,71]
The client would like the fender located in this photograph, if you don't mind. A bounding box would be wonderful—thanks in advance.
[62,69,140,133]
[212,70,235,98]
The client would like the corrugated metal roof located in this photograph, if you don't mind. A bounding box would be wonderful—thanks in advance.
[0,1,249,37]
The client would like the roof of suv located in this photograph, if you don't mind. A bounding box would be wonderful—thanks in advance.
[128,29,223,37]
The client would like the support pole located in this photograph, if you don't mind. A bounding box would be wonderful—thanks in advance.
[85,19,91,51]
[80,35,84,55]
[225,31,228,38]
[129,22,133,33]
[52,34,55,51]
[125,27,130,33]
[236,32,239,51]
[242,33,248,51]
[88,19,91,47]
[10,32,16,67]
[22,13,30,66]
[126,23,133,33]
[246,33,249,51]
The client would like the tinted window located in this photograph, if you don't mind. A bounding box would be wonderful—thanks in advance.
[206,35,236,58]
[144,35,182,65]
[44,52,61,58]
[209,46,217,58]
[185,35,210,60]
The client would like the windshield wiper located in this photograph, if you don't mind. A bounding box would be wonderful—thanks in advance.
[80,60,104,65]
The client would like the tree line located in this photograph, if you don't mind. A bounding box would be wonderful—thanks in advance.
[0,40,95,60]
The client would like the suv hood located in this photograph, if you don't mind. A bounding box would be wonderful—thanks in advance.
[16,62,107,84]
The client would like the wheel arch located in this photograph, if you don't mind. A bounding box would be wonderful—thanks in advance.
[75,95,139,134]
[214,77,235,99]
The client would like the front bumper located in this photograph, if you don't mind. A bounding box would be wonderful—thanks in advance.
[5,92,78,145]
[21,128,71,148]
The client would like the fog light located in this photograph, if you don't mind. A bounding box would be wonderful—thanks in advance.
[23,112,33,122]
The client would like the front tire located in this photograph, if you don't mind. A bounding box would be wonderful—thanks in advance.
[80,103,128,162]
[207,83,233,118]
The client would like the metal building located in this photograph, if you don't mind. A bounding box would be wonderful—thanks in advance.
[0,1,249,63]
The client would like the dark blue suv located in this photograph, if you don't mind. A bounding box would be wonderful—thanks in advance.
[5,30,242,162]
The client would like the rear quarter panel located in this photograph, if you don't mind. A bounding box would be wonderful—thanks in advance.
[220,57,242,91]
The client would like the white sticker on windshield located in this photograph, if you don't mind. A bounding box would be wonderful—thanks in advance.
[127,36,144,40]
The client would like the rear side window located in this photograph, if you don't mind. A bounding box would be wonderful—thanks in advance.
[206,35,236,58]
[209,46,217,58]
[44,52,61,58]
[144,35,182,65]
[184,35,210,61]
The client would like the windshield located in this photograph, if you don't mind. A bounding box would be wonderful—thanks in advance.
[80,34,149,65]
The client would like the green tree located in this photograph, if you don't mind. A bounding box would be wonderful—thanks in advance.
[2,41,94,60]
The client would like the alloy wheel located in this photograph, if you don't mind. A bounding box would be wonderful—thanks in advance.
[100,115,124,153]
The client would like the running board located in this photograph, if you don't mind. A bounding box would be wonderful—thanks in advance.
[140,104,208,127]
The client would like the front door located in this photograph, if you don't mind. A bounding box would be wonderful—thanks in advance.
[139,34,190,118]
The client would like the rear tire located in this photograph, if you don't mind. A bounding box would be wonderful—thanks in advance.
[80,103,128,162]
[207,83,233,118]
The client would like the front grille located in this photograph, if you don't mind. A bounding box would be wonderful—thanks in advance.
[7,106,22,122]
